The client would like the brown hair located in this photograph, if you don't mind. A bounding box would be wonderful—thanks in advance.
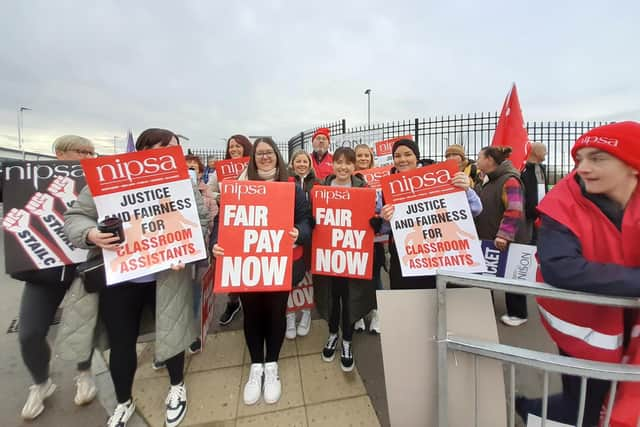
[333,147,356,164]
[184,155,205,174]
[247,137,289,181]
[289,149,317,176]
[225,134,253,159]
[135,128,179,151]
[480,146,512,165]
[354,144,374,169]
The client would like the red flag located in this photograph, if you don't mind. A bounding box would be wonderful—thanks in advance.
[491,83,531,170]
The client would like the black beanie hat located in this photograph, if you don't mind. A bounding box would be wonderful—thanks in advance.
[392,138,420,159]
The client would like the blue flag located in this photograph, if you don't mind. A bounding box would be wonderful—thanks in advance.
[126,130,135,152]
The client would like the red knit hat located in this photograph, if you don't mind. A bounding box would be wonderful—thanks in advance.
[571,121,640,171]
[312,127,330,142]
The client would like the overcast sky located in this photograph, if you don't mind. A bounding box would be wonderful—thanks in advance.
[1,1,638,155]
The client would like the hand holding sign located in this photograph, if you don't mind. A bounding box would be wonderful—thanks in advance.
[87,227,122,250]
[451,172,471,191]
[381,204,395,222]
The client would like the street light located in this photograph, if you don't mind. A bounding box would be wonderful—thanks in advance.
[17,106,32,159]
[364,89,371,129]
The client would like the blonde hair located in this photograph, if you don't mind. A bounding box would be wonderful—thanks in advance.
[53,135,94,154]
[289,149,316,176]
[354,144,375,170]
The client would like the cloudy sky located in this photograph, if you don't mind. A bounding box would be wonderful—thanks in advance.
[1,1,638,155]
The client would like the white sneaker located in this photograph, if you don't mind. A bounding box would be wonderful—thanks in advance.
[165,382,187,427]
[243,363,263,405]
[74,370,97,405]
[500,314,528,327]
[107,399,136,427]
[369,309,381,334]
[263,362,282,404]
[21,378,56,420]
[297,309,311,336]
[354,318,366,332]
[285,312,297,340]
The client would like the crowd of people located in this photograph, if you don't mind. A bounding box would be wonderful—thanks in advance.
[9,121,640,427]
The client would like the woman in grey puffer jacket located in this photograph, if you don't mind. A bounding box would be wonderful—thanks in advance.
[62,128,210,427]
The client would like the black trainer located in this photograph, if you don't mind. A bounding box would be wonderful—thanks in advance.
[340,340,354,372]
[218,301,241,326]
[321,334,339,362]
[188,337,202,354]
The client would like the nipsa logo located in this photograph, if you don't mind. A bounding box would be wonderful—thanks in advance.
[222,182,267,201]
[314,188,351,204]
[578,135,619,148]
[219,159,248,178]
[4,162,84,189]
[388,169,452,196]
[95,155,178,183]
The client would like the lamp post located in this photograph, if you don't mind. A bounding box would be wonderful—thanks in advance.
[18,106,31,159]
[364,89,371,129]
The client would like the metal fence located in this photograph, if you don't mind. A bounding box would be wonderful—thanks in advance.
[287,115,609,185]
[188,141,291,163]
[435,272,640,427]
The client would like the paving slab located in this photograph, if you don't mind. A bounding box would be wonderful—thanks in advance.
[298,353,367,406]
[236,406,307,427]
[306,395,380,427]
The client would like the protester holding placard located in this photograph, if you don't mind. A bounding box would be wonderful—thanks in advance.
[212,137,312,406]
[354,143,383,334]
[184,155,217,354]
[445,144,480,186]
[380,139,483,289]
[310,127,334,180]
[209,134,252,327]
[473,146,530,327]
[14,135,98,420]
[208,134,252,202]
[313,147,378,372]
[285,149,320,339]
[63,129,209,427]
[516,122,640,426]
[289,149,320,195]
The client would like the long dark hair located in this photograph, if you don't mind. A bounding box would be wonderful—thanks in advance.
[225,134,252,159]
[135,128,179,151]
[246,137,289,181]
[480,146,512,165]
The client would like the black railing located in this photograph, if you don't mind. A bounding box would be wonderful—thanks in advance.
[287,114,609,185]
[189,141,291,163]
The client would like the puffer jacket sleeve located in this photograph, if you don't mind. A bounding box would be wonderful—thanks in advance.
[64,185,99,249]
[192,181,211,241]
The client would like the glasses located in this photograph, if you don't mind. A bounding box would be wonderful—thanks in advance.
[70,149,96,157]
[255,151,275,158]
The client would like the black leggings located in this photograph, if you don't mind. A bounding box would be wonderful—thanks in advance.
[329,278,353,341]
[19,282,92,384]
[99,282,184,403]
[240,292,289,363]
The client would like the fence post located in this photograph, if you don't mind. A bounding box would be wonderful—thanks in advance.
[341,119,346,134]
[300,132,305,152]
[414,118,419,144]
